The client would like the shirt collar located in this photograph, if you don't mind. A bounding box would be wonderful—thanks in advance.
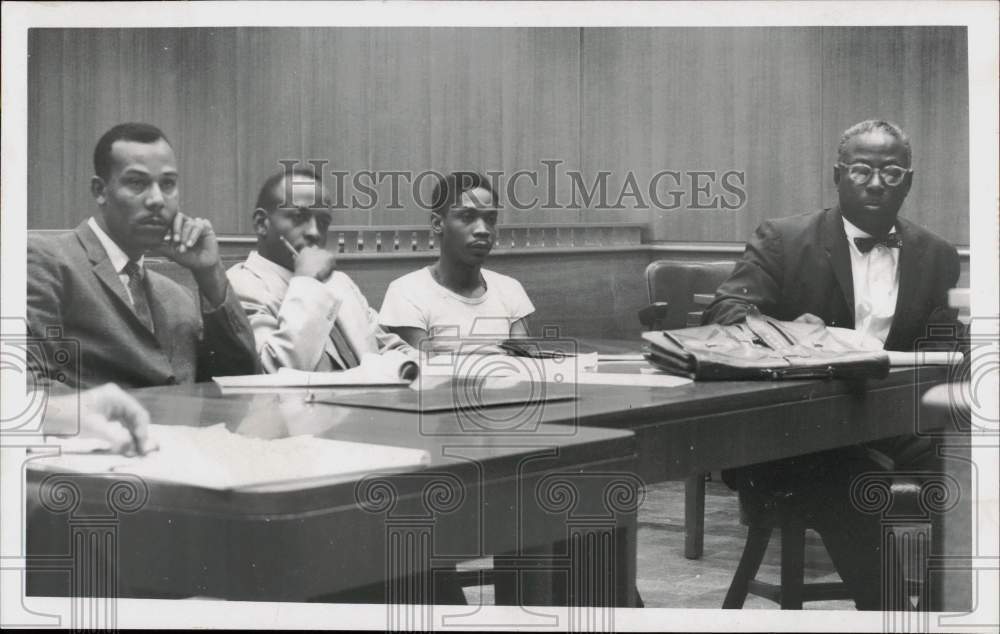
[843,216,898,254]
[88,217,143,273]
[247,250,293,285]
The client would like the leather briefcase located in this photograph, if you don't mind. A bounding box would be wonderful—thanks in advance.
[641,309,890,380]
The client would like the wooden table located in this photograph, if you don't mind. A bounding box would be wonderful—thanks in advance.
[26,340,953,613]
[25,384,642,621]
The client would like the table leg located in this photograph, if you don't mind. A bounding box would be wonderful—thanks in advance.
[495,543,563,606]
[684,474,706,559]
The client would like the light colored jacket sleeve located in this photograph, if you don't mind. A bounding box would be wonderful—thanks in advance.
[229,269,342,373]
[327,273,416,360]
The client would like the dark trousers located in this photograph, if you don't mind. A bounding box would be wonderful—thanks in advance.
[728,434,936,611]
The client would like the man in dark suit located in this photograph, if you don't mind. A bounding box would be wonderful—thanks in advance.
[703,119,961,610]
[27,122,259,389]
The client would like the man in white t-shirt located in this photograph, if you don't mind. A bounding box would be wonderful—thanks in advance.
[379,172,535,350]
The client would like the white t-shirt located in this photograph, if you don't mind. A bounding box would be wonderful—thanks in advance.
[379,266,535,339]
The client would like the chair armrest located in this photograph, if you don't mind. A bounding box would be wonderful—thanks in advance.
[638,301,670,330]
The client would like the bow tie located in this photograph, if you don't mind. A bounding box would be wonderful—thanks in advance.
[854,234,902,253]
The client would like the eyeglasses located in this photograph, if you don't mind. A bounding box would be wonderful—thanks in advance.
[837,162,912,187]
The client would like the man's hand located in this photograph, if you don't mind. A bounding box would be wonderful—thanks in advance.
[793,312,826,325]
[44,383,158,457]
[155,212,231,307]
[293,245,337,282]
[156,212,221,271]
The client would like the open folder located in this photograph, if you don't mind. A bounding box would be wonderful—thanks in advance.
[33,423,431,491]
[213,350,418,389]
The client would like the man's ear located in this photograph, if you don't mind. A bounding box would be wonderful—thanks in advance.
[252,208,270,239]
[900,169,914,198]
[90,176,107,205]
[832,164,841,187]
[430,212,443,235]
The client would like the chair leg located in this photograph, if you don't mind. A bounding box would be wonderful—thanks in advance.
[779,522,806,610]
[723,525,772,608]
[684,474,706,560]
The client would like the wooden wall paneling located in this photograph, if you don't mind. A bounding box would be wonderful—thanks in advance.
[578,28,651,229]
[426,27,505,198]
[725,28,825,236]
[819,26,969,245]
[601,28,825,242]
[28,29,67,228]
[233,28,308,234]
[299,28,372,229]
[111,30,183,139]
[26,26,969,247]
[499,28,582,225]
[491,250,651,339]
[367,28,433,227]
[174,29,241,232]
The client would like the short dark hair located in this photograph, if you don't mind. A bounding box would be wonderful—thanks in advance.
[838,119,912,165]
[254,166,323,212]
[93,123,170,181]
[430,171,496,217]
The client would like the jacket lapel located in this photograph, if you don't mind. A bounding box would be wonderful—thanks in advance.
[821,206,855,323]
[75,221,155,337]
[886,219,920,347]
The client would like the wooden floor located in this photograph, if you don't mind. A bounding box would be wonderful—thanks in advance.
[463,479,855,610]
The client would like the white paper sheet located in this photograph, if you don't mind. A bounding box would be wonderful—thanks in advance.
[32,423,430,491]
[214,351,417,389]
[825,327,964,366]
[886,351,965,366]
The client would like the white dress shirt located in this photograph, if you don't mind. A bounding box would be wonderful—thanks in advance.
[842,217,900,345]
[88,217,145,306]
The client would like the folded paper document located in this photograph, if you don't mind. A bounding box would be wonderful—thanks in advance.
[34,423,430,490]
[214,350,418,389]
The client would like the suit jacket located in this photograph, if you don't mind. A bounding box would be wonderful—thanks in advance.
[227,251,414,373]
[701,207,962,494]
[26,221,259,390]
[702,206,961,351]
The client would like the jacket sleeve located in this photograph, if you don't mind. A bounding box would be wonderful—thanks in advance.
[228,271,341,373]
[25,236,75,384]
[919,242,966,352]
[197,280,264,379]
[330,274,417,360]
[702,220,785,325]
[366,303,417,360]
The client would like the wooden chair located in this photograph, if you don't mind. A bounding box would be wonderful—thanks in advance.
[637,259,736,560]
[723,479,927,610]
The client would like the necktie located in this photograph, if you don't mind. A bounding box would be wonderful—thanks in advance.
[328,320,360,369]
[123,260,155,333]
[854,234,902,253]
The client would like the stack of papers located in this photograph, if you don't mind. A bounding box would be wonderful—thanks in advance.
[419,351,691,388]
[33,423,431,491]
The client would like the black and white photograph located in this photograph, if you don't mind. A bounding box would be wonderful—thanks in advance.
[1,1,997,631]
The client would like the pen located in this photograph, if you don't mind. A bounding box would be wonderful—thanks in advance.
[280,236,299,259]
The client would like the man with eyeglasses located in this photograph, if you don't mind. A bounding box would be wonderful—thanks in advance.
[703,119,961,611]
[27,122,259,389]
[226,166,413,374]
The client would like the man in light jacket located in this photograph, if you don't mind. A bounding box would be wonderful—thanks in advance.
[227,166,413,373]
